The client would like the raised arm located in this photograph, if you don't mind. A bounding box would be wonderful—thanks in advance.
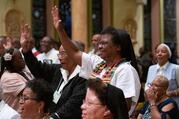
[51,6,82,66]
[20,24,32,53]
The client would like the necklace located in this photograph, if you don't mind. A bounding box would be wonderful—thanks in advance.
[92,58,126,83]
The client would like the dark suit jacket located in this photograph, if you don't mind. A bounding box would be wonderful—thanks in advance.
[23,51,87,119]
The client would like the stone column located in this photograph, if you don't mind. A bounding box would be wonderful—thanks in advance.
[46,0,55,38]
[135,0,145,56]
[71,0,88,51]
[102,0,112,27]
[151,0,160,53]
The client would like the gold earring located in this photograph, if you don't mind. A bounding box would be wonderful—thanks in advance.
[38,108,41,114]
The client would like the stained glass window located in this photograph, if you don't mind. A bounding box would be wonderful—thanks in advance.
[32,0,46,48]
[164,0,177,64]
[144,0,151,50]
[92,0,102,34]
[164,0,176,42]
[59,0,72,38]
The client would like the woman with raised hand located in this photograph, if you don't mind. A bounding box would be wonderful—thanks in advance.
[51,6,141,116]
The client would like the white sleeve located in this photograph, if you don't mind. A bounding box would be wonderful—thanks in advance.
[176,65,179,87]
[111,63,141,103]
[111,63,141,115]
[79,52,103,79]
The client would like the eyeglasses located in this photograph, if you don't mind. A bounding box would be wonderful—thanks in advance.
[19,95,38,102]
[147,83,166,88]
[83,99,102,106]
[57,51,67,58]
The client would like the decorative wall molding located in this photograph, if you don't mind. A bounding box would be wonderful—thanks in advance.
[136,0,147,5]
[5,9,24,39]
[123,18,137,44]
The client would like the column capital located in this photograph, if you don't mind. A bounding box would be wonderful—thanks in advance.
[136,0,147,5]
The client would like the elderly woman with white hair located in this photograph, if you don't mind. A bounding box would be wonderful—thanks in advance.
[145,43,179,108]
[0,85,21,119]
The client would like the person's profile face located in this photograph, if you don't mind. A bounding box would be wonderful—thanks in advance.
[81,88,107,119]
[58,46,72,70]
[19,87,42,119]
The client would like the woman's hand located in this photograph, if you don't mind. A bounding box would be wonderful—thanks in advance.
[51,6,63,32]
[145,88,157,104]
[20,24,31,53]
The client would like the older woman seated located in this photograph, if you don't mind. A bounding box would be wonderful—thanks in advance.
[81,78,129,119]
[19,79,53,119]
[137,75,179,119]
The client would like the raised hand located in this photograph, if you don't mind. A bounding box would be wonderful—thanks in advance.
[145,88,157,104]
[51,6,63,31]
[20,24,31,53]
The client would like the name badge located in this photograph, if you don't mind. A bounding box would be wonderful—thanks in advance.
[53,90,61,104]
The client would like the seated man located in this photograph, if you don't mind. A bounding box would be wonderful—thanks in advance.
[137,75,179,119]
[20,24,87,119]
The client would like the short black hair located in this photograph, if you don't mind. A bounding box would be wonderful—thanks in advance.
[101,26,121,48]
[87,78,129,119]
[87,78,107,106]
[25,79,53,113]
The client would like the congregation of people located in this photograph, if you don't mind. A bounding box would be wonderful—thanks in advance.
[0,5,179,119]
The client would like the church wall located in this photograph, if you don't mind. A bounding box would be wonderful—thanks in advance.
[0,0,31,38]
[113,0,144,56]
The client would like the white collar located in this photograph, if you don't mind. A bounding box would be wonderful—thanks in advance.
[60,65,81,82]
[156,61,169,70]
